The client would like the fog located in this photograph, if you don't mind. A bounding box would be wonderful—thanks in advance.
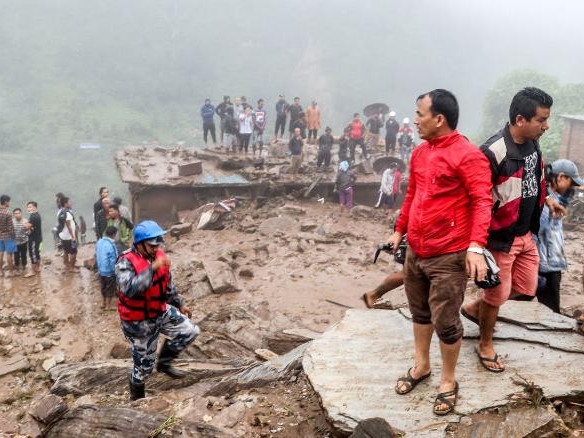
[1,0,583,236]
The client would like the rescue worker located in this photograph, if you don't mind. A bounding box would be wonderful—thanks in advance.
[115,220,200,400]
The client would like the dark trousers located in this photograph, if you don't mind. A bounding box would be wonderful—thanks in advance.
[28,238,41,264]
[317,150,331,167]
[308,129,318,141]
[219,118,226,142]
[275,115,286,137]
[385,136,396,154]
[203,123,216,144]
[536,271,561,313]
[349,138,367,162]
[15,243,27,268]
[239,133,251,153]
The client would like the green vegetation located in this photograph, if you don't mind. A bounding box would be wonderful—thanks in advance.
[480,69,584,159]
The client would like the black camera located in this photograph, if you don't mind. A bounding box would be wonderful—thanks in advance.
[374,235,407,265]
[474,249,501,289]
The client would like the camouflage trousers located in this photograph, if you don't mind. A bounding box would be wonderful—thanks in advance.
[120,305,200,384]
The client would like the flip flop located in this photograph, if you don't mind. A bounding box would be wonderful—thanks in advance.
[461,307,479,326]
[433,382,459,416]
[395,367,431,395]
[475,347,505,373]
[361,293,373,309]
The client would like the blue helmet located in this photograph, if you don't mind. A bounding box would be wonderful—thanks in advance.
[133,220,166,244]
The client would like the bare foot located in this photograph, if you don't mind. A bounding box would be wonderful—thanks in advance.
[361,292,376,309]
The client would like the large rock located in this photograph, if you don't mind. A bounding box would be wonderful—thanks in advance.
[203,261,240,294]
[303,305,584,435]
[29,394,68,425]
[206,343,308,396]
[44,404,236,438]
[258,215,300,237]
[49,359,243,397]
[0,354,30,377]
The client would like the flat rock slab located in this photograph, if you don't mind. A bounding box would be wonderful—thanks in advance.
[0,354,30,377]
[303,308,584,436]
[203,261,240,294]
[496,300,578,331]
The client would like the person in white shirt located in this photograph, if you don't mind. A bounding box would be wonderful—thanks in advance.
[238,106,253,154]
[57,196,78,272]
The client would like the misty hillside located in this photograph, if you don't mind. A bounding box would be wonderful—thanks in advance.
[1,0,584,238]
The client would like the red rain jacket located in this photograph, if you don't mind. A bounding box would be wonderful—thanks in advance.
[395,131,493,258]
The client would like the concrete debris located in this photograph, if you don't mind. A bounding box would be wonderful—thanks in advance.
[169,222,193,237]
[178,160,203,176]
[203,261,241,294]
[0,354,30,377]
[303,306,584,435]
[197,199,236,230]
[29,394,68,425]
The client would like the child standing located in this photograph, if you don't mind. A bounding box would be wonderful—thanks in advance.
[536,159,583,313]
[335,161,356,213]
[12,208,29,273]
[96,226,119,309]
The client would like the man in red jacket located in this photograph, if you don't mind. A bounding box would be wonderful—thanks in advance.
[387,89,492,416]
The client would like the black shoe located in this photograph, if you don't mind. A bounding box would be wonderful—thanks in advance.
[129,378,145,400]
[156,340,185,379]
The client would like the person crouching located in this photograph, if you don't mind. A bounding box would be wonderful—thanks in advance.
[115,220,199,400]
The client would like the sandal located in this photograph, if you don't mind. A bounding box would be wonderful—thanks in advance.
[461,307,479,326]
[433,382,459,416]
[475,347,505,373]
[395,367,431,395]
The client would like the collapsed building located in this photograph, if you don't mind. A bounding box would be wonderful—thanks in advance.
[115,142,406,225]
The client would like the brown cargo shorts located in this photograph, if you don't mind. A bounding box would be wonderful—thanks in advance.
[403,247,467,344]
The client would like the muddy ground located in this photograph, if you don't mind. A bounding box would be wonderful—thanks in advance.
[0,196,583,437]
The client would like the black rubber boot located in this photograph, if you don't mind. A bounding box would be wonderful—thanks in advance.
[129,378,145,400]
[156,340,185,378]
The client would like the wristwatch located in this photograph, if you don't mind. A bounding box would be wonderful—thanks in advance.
[467,247,484,255]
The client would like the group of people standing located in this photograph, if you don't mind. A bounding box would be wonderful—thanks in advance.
[376,87,581,417]
[0,195,42,277]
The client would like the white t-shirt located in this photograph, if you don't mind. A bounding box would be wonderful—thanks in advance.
[58,212,76,241]
[239,114,253,134]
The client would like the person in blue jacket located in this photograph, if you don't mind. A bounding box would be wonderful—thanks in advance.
[536,159,583,313]
[96,226,118,310]
[200,98,216,145]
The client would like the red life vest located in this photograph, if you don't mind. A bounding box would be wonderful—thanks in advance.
[117,249,170,321]
[350,121,363,140]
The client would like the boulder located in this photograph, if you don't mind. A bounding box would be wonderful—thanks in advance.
[210,401,247,429]
[29,394,68,425]
[169,222,193,237]
[350,418,399,438]
[109,343,131,359]
[203,261,240,294]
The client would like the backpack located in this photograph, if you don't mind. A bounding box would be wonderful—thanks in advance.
[56,208,75,234]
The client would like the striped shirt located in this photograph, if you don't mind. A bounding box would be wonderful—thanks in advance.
[13,218,29,245]
[0,207,14,240]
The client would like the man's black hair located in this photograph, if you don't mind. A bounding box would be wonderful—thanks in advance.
[417,89,459,130]
[509,87,553,125]
[99,187,107,195]
[353,113,359,118]
[105,226,118,238]
[258,98,264,104]
[61,196,70,206]
[0,195,10,205]
[27,201,37,207]
[294,97,300,100]
[113,196,122,205]
[13,208,21,213]
[109,204,120,212]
